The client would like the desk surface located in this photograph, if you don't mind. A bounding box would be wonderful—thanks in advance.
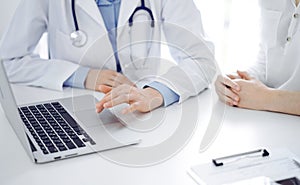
[0,85,299,185]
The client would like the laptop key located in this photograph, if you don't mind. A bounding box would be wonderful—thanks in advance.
[43,138,53,144]
[42,150,49,155]
[62,139,71,144]
[41,135,49,141]
[48,146,58,153]
[51,102,60,107]
[36,129,45,134]
[90,140,96,145]
[72,138,86,148]
[36,104,44,109]
[21,107,29,111]
[33,135,39,140]
[65,142,76,149]
[38,132,46,137]
[60,112,78,127]
[37,140,44,147]
[44,103,52,108]
[58,146,67,151]
[55,141,64,146]
[70,135,79,139]
[29,105,37,109]
[82,135,96,145]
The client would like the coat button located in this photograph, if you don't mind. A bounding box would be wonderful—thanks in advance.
[294,13,299,18]
[287,37,292,42]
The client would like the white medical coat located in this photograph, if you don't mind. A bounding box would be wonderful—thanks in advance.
[0,0,216,103]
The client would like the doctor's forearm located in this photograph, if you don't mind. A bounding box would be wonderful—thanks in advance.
[266,90,300,116]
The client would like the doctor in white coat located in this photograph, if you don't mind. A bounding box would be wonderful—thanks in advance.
[215,0,300,116]
[0,0,216,113]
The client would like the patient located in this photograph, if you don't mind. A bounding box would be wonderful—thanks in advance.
[215,0,300,116]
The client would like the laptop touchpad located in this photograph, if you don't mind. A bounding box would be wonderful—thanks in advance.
[74,109,121,128]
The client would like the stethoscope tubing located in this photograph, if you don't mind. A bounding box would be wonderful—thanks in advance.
[71,0,155,37]
[71,0,79,31]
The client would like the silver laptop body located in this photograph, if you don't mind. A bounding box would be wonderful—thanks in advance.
[0,61,140,163]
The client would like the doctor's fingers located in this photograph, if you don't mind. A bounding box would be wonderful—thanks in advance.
[93,70,119,87]
[96,92,116,113]
[96,85,135,108]
[104,92,157,114]
[112,73,136,87]
[97,85,112,94]
[102,93,140,109]
[121,102,142,114]
[95,90,114,113]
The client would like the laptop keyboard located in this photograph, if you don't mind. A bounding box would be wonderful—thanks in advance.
[18,102,96,155]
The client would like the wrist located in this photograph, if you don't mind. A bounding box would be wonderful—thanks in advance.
[85,69,97,90]
[144,87,164,109]
[263,88,277,111]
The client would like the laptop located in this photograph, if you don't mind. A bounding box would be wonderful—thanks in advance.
[0,61,140,163]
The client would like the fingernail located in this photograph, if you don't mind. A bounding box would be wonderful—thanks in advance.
[233,101,238,105]
[235,97,239,101]
[104,103,109,108]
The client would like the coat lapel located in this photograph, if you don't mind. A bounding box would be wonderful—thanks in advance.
[76,0,106,28]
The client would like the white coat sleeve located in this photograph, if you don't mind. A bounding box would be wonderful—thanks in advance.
[158,0,217,103]
[0,0,79,91]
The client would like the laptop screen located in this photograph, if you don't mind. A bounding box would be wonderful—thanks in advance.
[0,60,34,161]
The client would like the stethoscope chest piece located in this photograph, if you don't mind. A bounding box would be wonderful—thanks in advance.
[70,30,88,48]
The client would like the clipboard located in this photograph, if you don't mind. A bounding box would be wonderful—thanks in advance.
[212,149,269,167]
[188,149,300,185]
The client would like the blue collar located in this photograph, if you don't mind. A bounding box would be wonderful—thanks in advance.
[95,0,121,6]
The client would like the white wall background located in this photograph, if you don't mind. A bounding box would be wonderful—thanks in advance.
[195,0,260,73]
[0,0,20,40]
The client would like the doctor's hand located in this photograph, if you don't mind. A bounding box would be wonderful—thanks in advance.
[85,69,135,91]
[95,84,164,114]
[215,72,241,106]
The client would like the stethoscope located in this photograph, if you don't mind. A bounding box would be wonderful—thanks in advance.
[70,0,155,46]
[70,0,155,68]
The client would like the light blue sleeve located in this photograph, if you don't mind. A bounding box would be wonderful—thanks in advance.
[146,82,180,107]
[63,66,90,89]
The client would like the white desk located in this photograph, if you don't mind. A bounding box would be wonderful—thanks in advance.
[0,85,299,185]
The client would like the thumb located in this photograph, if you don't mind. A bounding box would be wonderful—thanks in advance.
[97,85,112,94]
[237,70,252,80]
